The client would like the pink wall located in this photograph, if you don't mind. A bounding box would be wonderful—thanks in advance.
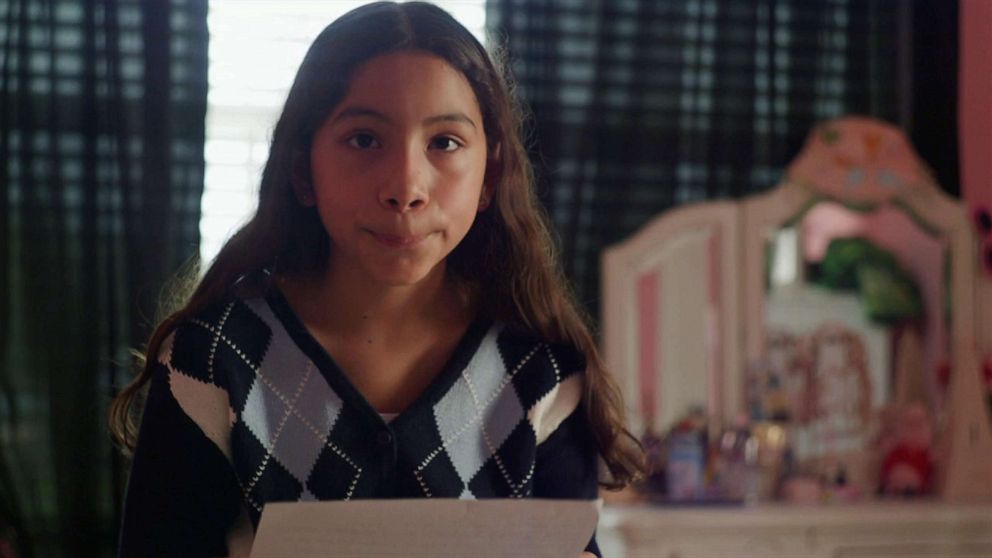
[961,0,992,357]
[960,0,992,212]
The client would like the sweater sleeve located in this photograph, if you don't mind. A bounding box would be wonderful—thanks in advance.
[532,404,601,557]
[117,334,243,558]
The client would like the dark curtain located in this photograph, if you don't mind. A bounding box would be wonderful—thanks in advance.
[910,0,958,196]
[487,0,956,318]
[0,1,208,557]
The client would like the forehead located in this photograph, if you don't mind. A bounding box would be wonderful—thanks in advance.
[334,51,482,119]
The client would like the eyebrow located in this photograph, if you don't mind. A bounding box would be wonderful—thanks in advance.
[331,106,477,129]
[424,113,477,129]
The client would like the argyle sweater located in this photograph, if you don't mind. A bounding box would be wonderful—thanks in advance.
[118,288,600,557]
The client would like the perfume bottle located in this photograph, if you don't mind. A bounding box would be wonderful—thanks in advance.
[667,430,704,501]
[720,416,760,503]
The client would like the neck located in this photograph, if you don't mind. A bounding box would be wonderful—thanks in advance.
[280,261,472,344]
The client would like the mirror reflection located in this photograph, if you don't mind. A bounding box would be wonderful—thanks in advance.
[753,200,949,490]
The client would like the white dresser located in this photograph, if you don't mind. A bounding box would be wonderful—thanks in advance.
[598,502,992,558]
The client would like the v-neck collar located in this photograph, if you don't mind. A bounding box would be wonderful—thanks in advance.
[263,286,493,428]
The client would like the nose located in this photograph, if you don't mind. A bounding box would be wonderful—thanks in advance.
[379,145,429,213]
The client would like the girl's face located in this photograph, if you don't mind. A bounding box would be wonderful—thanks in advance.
[305,51,489,287]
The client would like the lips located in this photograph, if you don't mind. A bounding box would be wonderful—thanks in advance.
[367,229,430,248]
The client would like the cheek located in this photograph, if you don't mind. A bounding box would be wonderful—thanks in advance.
[444,174,487,217]
[309,176,357,235]
[311,161,370,211]
[449,152,488,200]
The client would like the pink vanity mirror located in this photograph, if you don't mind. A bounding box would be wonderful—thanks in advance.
[602,116,992,503]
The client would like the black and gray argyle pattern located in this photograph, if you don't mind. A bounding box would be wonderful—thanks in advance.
[162,291,585,526]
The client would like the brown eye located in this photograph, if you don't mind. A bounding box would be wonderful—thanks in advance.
[429,136,461,152]
[346,133,381,149]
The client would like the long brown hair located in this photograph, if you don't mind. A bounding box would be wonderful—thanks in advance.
[109,1,643,488]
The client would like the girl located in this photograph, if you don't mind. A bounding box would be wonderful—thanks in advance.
[110,2,643,556]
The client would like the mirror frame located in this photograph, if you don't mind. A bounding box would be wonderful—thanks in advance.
[602,201,741,436]
[601,118,992,499]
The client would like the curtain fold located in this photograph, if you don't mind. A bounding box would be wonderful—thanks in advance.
[0,1,208,556]
[487,0,921,315]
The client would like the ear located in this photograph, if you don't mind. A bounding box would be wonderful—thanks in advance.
[290,149,316,207]
[478,183,494,211]
[479,143,502,212]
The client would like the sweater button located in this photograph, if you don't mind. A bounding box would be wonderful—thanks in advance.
[377,431,393,445]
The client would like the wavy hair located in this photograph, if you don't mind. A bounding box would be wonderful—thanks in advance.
[109,1,643,488]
